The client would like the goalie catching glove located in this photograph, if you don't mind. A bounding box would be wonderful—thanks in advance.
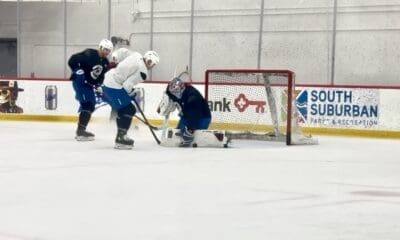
[157,92,178,116]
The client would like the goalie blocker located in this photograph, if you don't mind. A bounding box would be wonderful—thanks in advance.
[161,128,231,148]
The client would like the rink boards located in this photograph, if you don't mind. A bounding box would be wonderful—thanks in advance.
[0,77,399,139]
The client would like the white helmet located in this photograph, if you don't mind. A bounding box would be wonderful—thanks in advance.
[99,39,113,51]
[143,50,160,65]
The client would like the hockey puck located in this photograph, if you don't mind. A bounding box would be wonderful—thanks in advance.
[192,143,198,148]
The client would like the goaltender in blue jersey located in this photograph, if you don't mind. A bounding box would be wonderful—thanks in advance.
[160,77,212,147]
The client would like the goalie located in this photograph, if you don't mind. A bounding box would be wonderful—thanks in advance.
[158,77,214,147]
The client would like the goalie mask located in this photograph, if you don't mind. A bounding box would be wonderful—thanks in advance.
[168,77,185,99]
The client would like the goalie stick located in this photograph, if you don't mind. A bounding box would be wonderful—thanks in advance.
[161,113,170,140]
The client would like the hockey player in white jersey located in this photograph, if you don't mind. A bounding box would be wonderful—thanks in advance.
[102,49,159,149]
[111,47,133,65]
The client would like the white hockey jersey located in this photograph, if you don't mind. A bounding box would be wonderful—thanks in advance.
[104,52,148,93]
[111,48,132,64]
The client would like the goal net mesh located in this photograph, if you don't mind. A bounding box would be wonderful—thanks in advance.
[205,69,317,145]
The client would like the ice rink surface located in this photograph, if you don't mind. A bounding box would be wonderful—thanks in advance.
[0,120,399,240]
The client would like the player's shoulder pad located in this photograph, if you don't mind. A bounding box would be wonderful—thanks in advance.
[84,48,97,56]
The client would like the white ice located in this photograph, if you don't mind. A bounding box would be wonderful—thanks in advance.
[0,120,399,240]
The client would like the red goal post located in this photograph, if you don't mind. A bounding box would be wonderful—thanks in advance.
[204,69,317,145]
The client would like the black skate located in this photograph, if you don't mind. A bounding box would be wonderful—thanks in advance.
[75,129,95,141]
[115,131,134,150]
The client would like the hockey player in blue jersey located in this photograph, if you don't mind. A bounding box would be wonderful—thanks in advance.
[164,77,212,147]
[68,39,113,141]
[102,49,159,149]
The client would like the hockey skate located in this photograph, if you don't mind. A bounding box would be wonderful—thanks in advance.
[115,130,134,150]
[75,129,95,141]
[179,127,194,148]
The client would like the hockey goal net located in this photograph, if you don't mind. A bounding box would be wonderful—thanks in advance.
[205,69,317,145]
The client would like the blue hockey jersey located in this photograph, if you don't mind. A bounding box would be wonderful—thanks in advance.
[166,84,211,129]
[68,48,110,87]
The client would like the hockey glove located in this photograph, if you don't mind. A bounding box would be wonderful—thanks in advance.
[95,86,104,96]
[126,88,138,98]
[94,86,108,103]
[157,92,177,116]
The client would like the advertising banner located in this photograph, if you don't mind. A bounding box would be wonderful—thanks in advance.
[296,88,380,129]
[0,78,399,134]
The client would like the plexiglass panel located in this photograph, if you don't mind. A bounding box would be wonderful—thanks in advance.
[261,0,334,84]
[334,1,400,85]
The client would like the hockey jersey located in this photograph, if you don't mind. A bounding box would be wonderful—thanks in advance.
[103,52,148,93]
[166,85,211,129]
[68,48,110,87]
[111,48,133,64]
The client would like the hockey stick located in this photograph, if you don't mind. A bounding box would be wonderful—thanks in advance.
[160,66,179,140]
[160,113,170,140]
[107,102,160,131]
[134,115,161,130]
[92,90,160,132]
[176,67,189,80]
[132,97,161,144]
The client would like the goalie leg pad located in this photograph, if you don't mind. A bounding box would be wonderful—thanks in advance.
[160,128,183,147]
[160,128,231,148]
[192,130,231,148]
